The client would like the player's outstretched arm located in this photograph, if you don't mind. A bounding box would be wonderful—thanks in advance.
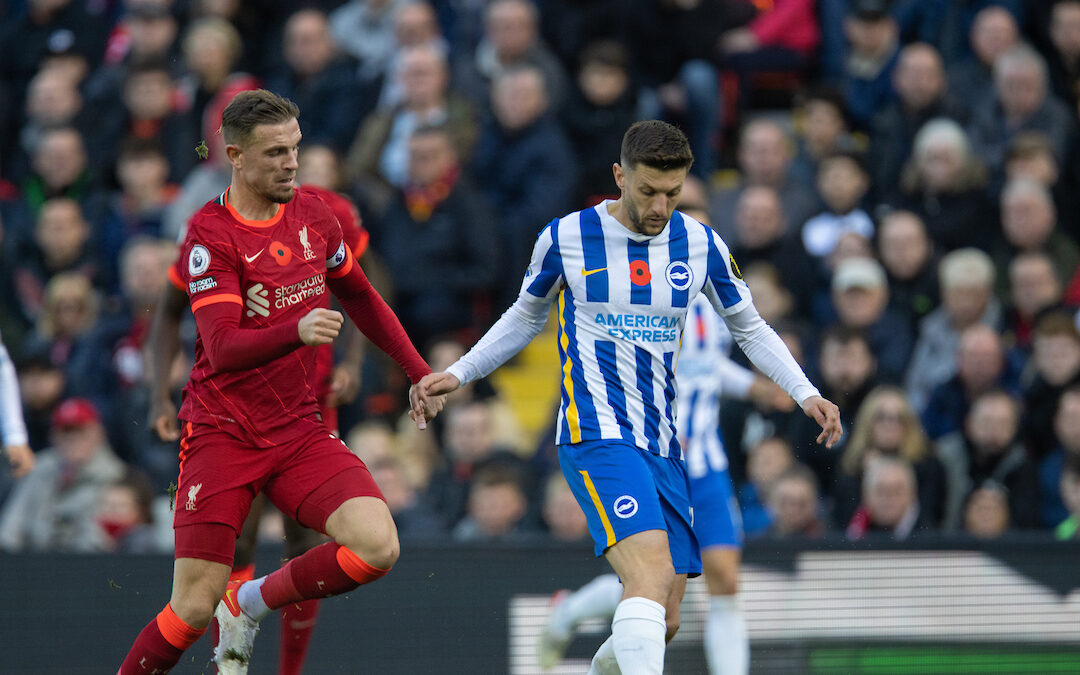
[801,395,842,448]
[148,282,189,441]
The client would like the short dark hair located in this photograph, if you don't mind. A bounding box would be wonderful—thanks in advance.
[820,324,870,350]
[620,120,694,172]
[220,89,300,147]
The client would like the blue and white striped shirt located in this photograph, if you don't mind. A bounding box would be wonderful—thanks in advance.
[518,201,752,458]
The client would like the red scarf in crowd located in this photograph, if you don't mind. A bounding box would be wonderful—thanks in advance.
[403,165,458,223]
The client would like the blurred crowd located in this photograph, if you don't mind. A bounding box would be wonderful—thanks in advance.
[2,0,1080,554]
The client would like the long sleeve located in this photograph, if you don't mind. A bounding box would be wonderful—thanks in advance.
[445,293,552,385]
[722,303,820,406]
[193,300,305,373]
[326,252,431,383]
[0,341,28,447]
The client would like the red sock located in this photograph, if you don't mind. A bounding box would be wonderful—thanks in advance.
[259,542,389,610]
[118,604,205,674]
[278,599,320,675]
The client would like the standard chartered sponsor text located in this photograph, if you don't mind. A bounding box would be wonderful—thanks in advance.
[275,274,326,308]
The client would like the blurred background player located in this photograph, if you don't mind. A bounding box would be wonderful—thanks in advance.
[536,189,793,675]
[149,177,369,675]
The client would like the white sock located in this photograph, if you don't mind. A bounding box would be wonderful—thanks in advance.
[611,597,667,675]
[237,576,270,621]
[587,635,621,675]
[553,574,625,636]
[705,595,749,675]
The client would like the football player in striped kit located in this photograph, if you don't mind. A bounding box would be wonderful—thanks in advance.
[419,120,840,674]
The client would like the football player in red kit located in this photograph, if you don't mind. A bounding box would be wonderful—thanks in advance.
[152,181,369,675]
[119,89,442,674]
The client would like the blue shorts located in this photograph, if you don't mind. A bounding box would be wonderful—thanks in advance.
[559,439,702,576]
[689,465,743,550]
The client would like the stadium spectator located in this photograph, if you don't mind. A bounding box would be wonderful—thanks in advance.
[869,43,969,203]
[1046,0,1080,112]
[876,210,939,332]
[540,471,589,544]
[845,455,928,540]
[1004,251,1067,351]
[890,118,991,251]
[91,236,178,471]
[922,323,1020,440]
[21,272,108,406]
[905,248,1001,413]
[741,262,795,325]
[13,66,92,184]
[85,4,181,114]
[96,468,168,554]
[14,126,106,234]
[426,400,527,529]
[0,0,109,128]
[763,463,826,539]
[160,119,232,241]
[813,326,879,450]
[452,462,535,541]
[961,482,1012,539]
[1042,385,1080,529]
[453,0,569,114]
[368,125,500,348]
[1004,132,1080,244]
[1054,453,1080,540]
[841,0,901,128]
[801,152,873,267]
[175,16,259,163]
[0,398,125,552]
[377,0,450,111]
[99,138,179,272]
[369,455,446,540]
[13,348,66,452]
[737,436,796,538]
[946,6,1021,109]
[264,9,365,154]
[834,385,945,529]
[710,119,819,242]
[347,43,478,215]
[471,63,575,298]
[329,0,407,89]
[829,257,913,383]
[10,198,102,326]
[622,0,727,178]
[937,389,1040,531]
[93,58,198,184]
[560,40,639,206]
[994,179,1080,297]
[1023,311,1080,461]
[729,185,816,321]
[788,86,858,189]
[968,44,1075,178]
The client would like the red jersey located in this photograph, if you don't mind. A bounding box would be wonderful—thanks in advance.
[168,186,369,431]
[177,186,354,447]
[303,186,368,427]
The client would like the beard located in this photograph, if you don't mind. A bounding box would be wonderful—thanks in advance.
[264,180,296,204]
[626,198,667,235]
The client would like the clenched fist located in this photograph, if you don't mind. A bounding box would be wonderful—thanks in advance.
[298,308,344,345]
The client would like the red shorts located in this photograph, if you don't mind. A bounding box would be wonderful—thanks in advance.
[173,421,383,564]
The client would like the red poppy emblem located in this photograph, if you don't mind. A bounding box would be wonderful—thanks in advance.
[270,241,293,266]
[629,260,652,286]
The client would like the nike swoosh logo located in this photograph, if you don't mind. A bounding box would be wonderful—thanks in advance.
[581,267,607,277]
[245,250,264,263]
